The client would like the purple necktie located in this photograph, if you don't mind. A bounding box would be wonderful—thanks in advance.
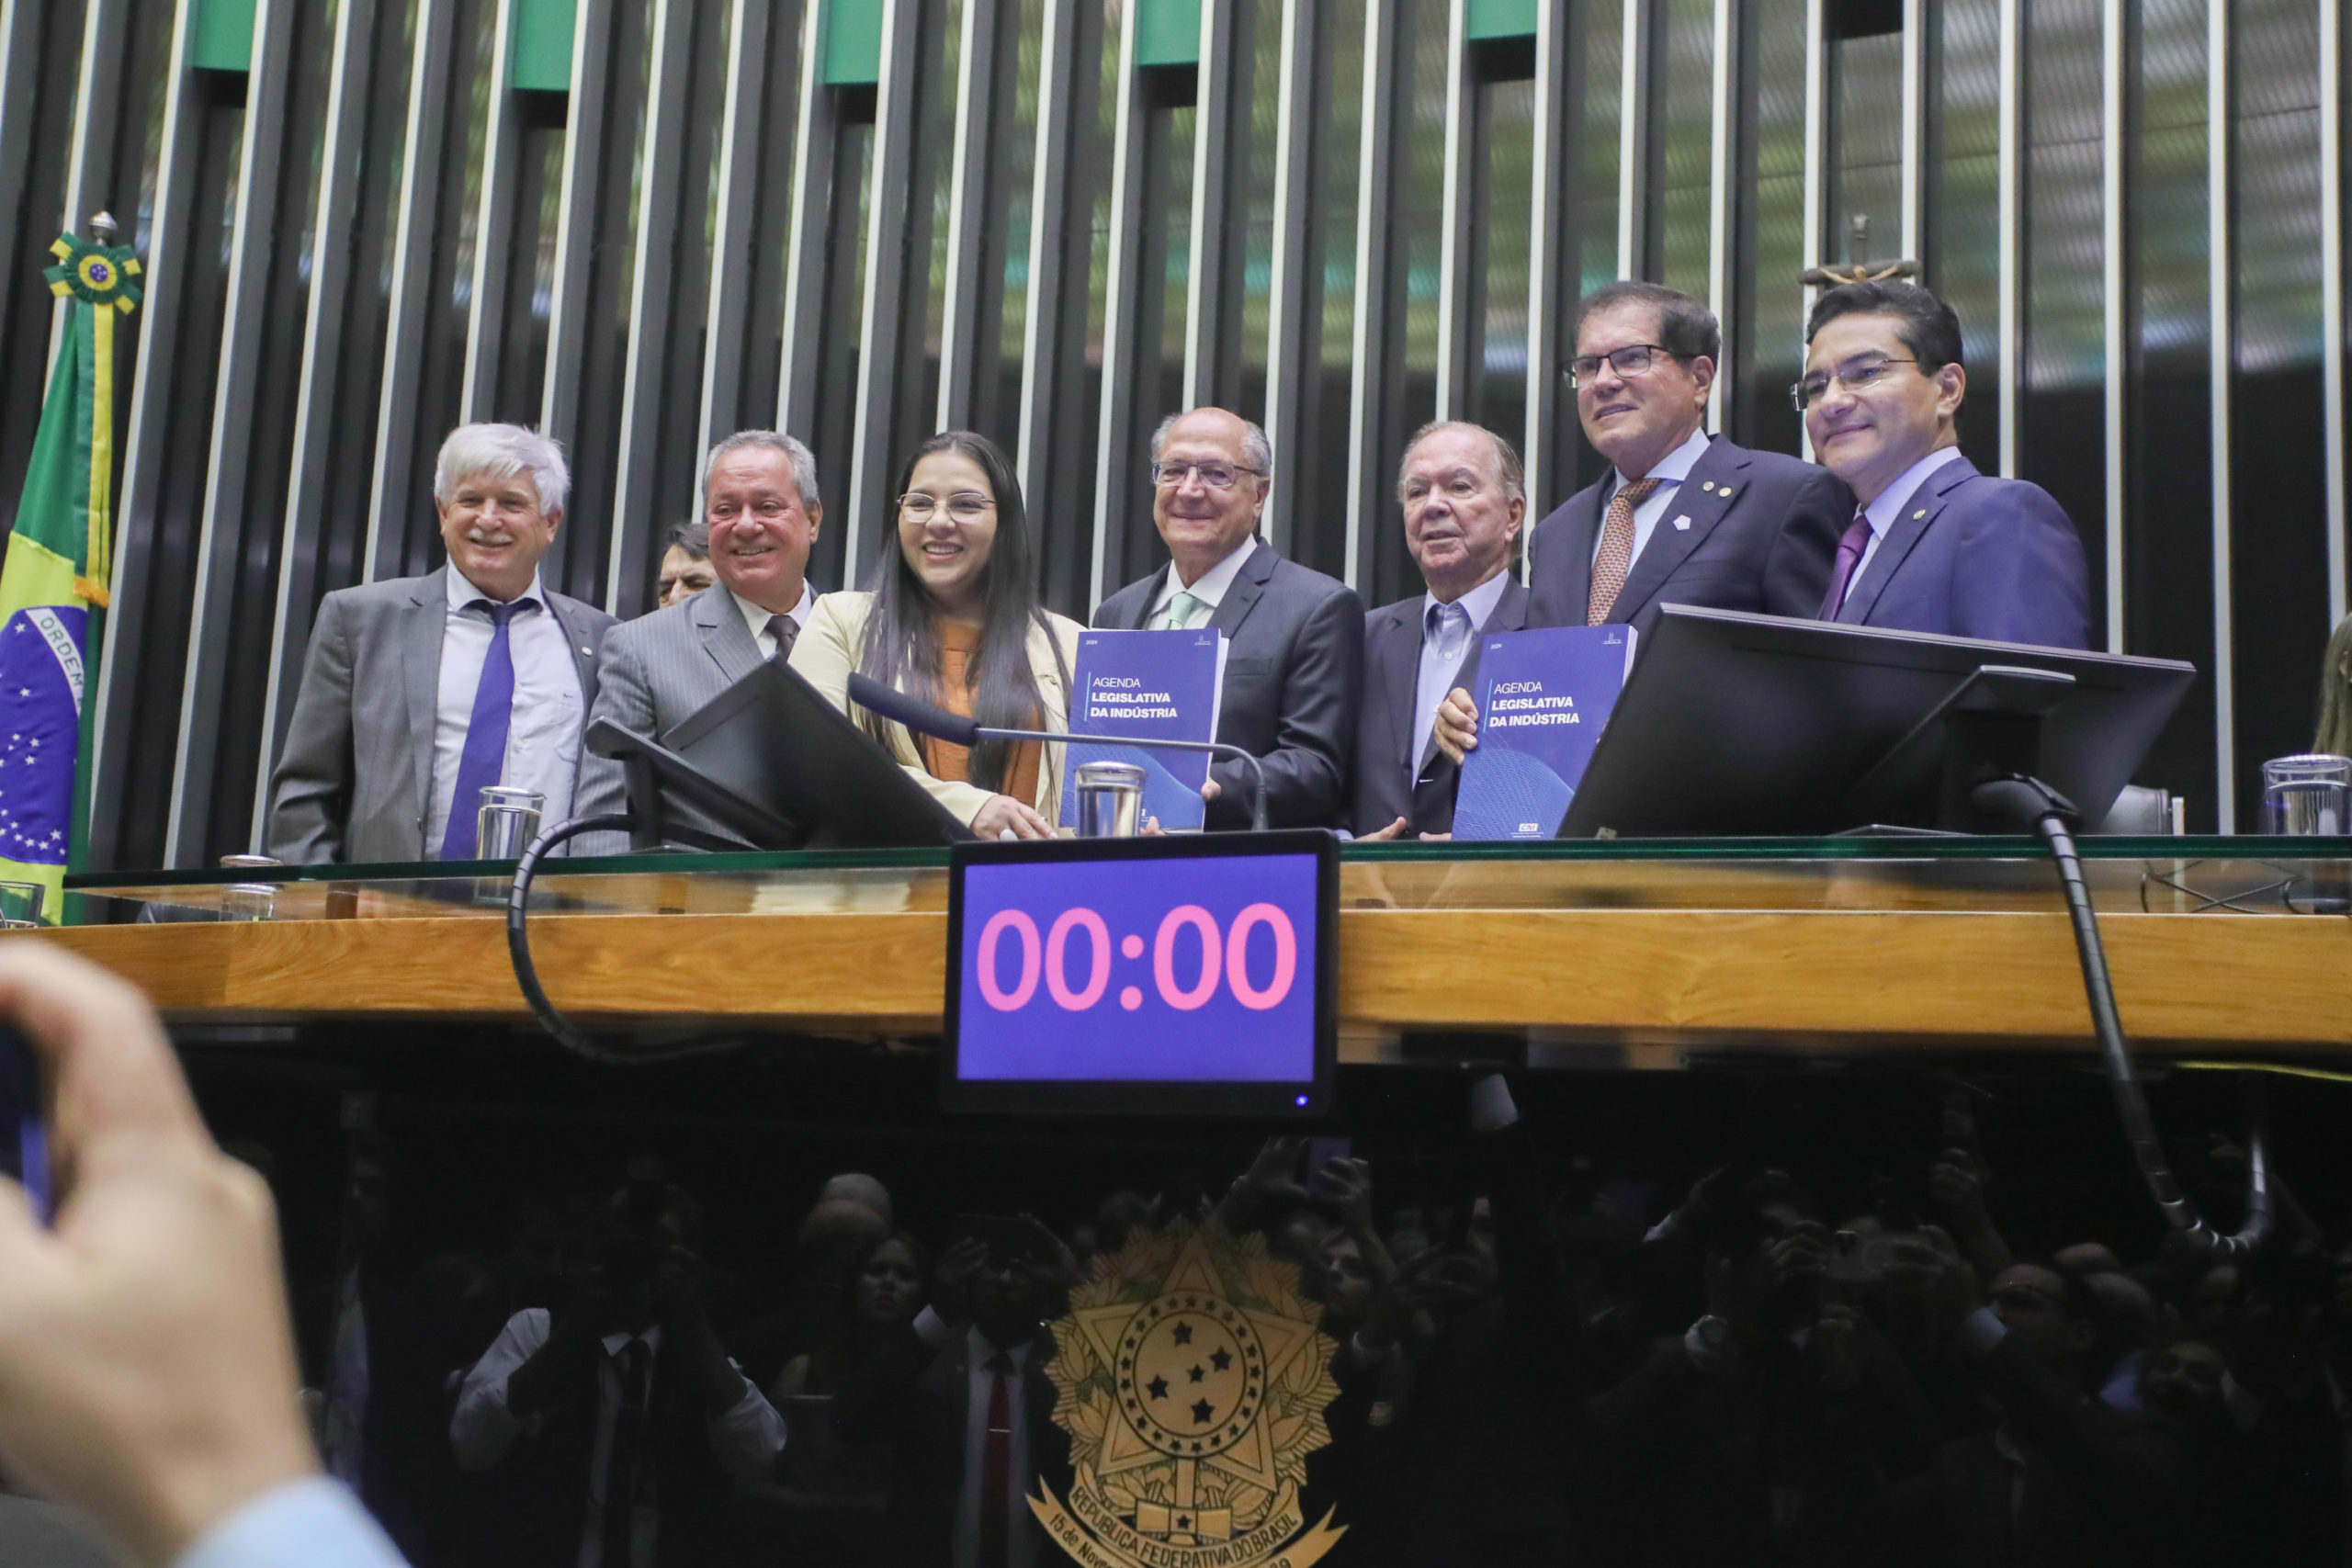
[1817,512,1874,620]
[440,599,529,860]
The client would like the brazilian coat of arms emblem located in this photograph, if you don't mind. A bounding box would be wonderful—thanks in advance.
[1033,1219,1349,1568]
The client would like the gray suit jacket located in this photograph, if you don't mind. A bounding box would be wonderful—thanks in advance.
[571,585,772,854]
[1351,577,1530,837]
[265,568,614,864]
[1092,540,1364,829]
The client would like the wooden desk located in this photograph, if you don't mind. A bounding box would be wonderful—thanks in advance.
[28,852,2352,1063]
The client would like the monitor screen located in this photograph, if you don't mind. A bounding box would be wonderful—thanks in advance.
[944,829,1338,1116]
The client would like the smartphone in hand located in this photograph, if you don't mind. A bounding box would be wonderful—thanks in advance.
[0,1024,49,1222]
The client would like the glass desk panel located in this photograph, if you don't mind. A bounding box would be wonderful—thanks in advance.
[63,837,2352,920]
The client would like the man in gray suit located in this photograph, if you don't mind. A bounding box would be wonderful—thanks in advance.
[1351,421,1529,840]
[266,424,615,863]
[1092,407,1363,829]
[570,431,825,851]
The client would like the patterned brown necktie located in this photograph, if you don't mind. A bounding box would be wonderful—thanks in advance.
[1587,477,1661,626]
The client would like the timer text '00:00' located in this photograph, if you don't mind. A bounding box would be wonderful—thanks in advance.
[972,904,1300,1013]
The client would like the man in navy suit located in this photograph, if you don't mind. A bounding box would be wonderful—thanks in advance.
[1802,279,2090,649]
[1434,281,1846,763]
[1351,421,1529,840]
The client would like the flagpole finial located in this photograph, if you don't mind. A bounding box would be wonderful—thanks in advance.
[88,211,118,244]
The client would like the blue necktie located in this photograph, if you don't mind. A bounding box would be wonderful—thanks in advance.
[440,600,528,860]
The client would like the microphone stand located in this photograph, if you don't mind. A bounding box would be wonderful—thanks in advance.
[848,672,1271,830]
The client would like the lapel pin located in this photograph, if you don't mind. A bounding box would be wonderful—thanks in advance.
[1719,487,1736,502]
[1914,509,1927,520]
[1700,480,1715,492]
[1672,514,1692,531]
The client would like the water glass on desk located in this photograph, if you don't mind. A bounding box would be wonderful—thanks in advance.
[2262,753,2351,913]
[219,853,281,921]
[477,786,546,860]
[0,881,42,928]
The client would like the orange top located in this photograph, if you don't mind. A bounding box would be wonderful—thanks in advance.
[919,620,1043,805]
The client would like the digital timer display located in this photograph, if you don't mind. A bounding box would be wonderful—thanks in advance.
[944,830,1336,1116]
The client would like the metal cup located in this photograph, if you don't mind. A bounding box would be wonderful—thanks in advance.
[476,786,547,861]
[2260,754,2351,836]
[0,880,43,929]
[1074,761,1147,838]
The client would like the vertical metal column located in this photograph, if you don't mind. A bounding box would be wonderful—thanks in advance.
[1524,0,1572,525]
[459,0,522,423]
[607,0,695,610]
[697,0,771,459]
[1618,0,1645,277]
[1088,0,1147,608]
[1434,0,1471,421]
[1261,0,1315,553]
[842,0,920,577]
[0,0,42,335]
[1799,0,1823,458]
[1706,0,1734,433]
[1996,0,2019,478]
[364,0,458,581]
[88,0,201,864]
[1181,0,1237,410]
[2207,0,2234,828]
[775,0,834,438]
[1014,0,1076,505]
[1343,0,1397,593]
[52,0,125,378]
[2322,0,2347,629]
[537,0,615,465]
[936,0,998,429]
[254,0,379,847]
[2101,0,2127,653]
[1901,0,1923,261]
[167,0,299,867]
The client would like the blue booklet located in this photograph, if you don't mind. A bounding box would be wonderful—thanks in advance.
[1058,628,1229,831]
[1452,625,1638,840]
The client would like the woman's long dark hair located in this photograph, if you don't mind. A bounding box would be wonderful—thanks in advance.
[857,430,1062,793]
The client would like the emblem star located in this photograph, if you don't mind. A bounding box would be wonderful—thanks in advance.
[1147,1375,1169,1400]
[1209,1348,1232,1371]
[1188,1363,1205,1383]
[1170,1323,1193,1346]
[1191,1398,1215,1423]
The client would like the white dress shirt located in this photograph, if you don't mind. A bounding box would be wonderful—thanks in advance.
[1413,569,1511,773]
[1591,426,1714,571]
[1848,444,1966,586]
[730,581,815,659]
[1147,538,1256,629]
[425,570,582,855]
[910,1307,1037,1568]
[175,1478,410,1568]
[451,1308,788,1568]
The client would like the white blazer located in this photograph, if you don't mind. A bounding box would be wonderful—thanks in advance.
[788,590,1082,827]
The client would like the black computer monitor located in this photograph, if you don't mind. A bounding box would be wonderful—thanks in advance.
[588,658,974,851]
[1557,605,2196,837]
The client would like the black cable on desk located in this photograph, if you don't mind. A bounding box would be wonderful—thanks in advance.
[1977,777,2272,1256]
[504,814,747,1066]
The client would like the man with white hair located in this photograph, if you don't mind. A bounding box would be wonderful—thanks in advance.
[571,430,825,852]
[266,423,615,863]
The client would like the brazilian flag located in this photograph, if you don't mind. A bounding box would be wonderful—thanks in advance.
[0,231,140,922]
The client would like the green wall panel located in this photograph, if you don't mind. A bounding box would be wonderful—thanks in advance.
[824,0,884,85]
[511,0,577,91]
[190,0,254,72]
[1136,0,1200,66]
[1466,0,1537,41]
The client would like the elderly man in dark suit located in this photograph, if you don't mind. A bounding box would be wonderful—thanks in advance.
[1092,407,1363,829]
[1351,421,1529,840]
[1434,281,1846,763]
[266,423,614,863]
[1803,280,2091,649]
[570,430,825,852]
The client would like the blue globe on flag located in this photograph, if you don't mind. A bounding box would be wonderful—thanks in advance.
[0,606,86,867]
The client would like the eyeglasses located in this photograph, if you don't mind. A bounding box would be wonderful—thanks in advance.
[1150,460,1264,490]
[1567,344,1677,386]
[1791,355,1920,412]
[899,491,995,523]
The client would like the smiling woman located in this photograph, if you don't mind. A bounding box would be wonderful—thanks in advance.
[788,432,1084,840]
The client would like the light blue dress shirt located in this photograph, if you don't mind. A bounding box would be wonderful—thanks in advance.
[175,1478,409,1568]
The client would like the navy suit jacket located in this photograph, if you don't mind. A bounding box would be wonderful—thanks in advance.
[1093,540,1364,829]
[1525,434,1849,636]
[1831,453,2092,649]
[1350,577,1530,837]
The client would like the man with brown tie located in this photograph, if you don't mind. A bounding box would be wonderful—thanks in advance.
[1434,281,1849,763]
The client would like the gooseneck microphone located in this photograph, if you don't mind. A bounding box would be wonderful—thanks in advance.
[848,672,1272,831]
